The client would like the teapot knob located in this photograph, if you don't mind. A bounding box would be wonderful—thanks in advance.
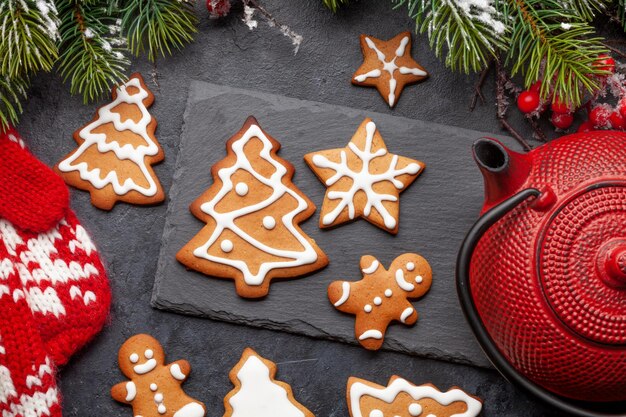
[597,239,626,289]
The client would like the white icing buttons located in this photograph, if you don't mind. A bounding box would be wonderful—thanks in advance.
[407,262,415,271]
[374,297,382,306]
[157,404,166,414]
[154,393,164,402]
[415,275,423,284]
[150,383,157,391]
[369,410,384,417]
[235,182,249,196]
[221,239,234,253]
[129,353,139,363]
[364,304,373,313]
[384,289,392,297]
[144,349,154,359]
[408,402,422,416]
[262,216,276,230]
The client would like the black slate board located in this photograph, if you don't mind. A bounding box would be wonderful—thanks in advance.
[152,81,516,368]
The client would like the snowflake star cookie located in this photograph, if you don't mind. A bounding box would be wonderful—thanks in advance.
[224,348,315,417]
[304,119,424,234]
[352,32,428,108]
[328,253,432,350]
[111,334,206,417]
[55,73,165,210]
[347,375,482,417]
[176,116,328,298]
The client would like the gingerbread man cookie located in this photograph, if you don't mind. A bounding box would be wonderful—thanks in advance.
[55,73,165,210]
[111,334,206,417]
[304,118,424,234]
[328,253,432,350]
[223,348,315,417]
[347,375,482,417]
[352,32,428,108]
[177,116,328,299]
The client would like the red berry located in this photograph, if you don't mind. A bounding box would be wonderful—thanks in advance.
[595,53,616,75]
[618,98,626,119]
[206,0,231,17]
[577,121,595,133]
[590,105,612,128]
[517,90,541,114]
[551,97,570,114]
[609,112,626,130]
[530,80,543,93]
[551,112,574,130]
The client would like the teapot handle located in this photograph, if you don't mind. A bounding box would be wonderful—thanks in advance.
[456,188,626,417]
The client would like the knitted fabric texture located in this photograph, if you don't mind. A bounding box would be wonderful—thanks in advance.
[0,128,111,416]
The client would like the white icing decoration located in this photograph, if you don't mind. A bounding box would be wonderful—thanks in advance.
[154,393,164,402]
[125,381,137,401]
[228,354,306,417]
[406,262,415,271]
[395,269,415,292]
[362,260,380,274]
[334,282,351,307]
[150,383,158,391]
[354,36,427,107]
[129,353,139,363]
[158,404,167,414]
[359,330,383,340]
[173,403,205,417]
[369,411,383,417]
[262,216,276,230]
[57,77,160,196]
[415,275,423,284]
[170,364,186,380]
[133,359,157,374]
[221,239,234,253]
[384,289,392,297]
[311,121,420,229]
[374,297,382,306]
[192,124,319,286]
[145,349,154,359]
[400,307,414,323]
[408,403,422,416]
[349,377,482,417]
[235,182,249,196]
[364,304,373,313]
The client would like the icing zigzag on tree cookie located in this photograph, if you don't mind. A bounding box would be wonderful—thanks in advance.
[177,116,328,298]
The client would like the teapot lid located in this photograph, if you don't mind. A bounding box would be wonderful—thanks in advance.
[539,184,626,345]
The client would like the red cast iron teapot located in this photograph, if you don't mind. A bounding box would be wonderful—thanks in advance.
[457,131,626,415]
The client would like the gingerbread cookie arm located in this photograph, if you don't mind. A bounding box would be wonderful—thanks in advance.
[111,380,137,404]
[168,359,191,382]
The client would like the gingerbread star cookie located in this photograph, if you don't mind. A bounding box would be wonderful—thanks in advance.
[352,32,428,108]
[347,375,482,417]
[304,118,424,234]
[328,253,432,350]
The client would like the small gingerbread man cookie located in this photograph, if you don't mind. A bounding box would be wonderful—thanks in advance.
[111,334,206,417]
[352,32,428,108]
[328,253,432,350]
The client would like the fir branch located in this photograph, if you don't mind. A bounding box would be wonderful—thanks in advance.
[322,0,351,12]
[0,1,59,78]
[56,1,129,103]
[0,75,28,132]
[121,0,197,62]
[394,0,508,73]
[506,0,608,106]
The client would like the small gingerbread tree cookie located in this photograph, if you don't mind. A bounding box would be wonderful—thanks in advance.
[328,253,432,350]
[223,348,314,417]
[347,375,482,417]
[55,73,165,210]
[177,116,328,298]
[111,334,206,417]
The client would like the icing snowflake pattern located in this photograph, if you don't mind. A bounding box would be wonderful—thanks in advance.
[307,119,423,232]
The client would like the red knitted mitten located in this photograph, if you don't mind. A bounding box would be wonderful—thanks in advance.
[0,229,62,417]
[0,129,111,367]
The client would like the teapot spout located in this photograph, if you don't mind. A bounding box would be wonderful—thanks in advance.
[473,138,531,212]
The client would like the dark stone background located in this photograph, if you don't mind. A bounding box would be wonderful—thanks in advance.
[15,1,580,416]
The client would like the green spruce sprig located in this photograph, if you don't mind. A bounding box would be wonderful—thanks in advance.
[322,0,351,12]
[0,75,28,131]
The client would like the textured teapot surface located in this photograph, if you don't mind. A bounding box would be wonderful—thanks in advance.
[470,131,626,402]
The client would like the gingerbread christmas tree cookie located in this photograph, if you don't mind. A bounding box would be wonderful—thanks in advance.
[55,73,165,210]
[224,348,315,417]
[352,32,428,108]
[111,334,206,417]
[328,253,432,350]
[304,118,424,234]
[177,116,328,298]
[347,375,482,417]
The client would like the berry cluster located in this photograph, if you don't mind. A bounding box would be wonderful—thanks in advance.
[206,0,232,18]
[516,54,620,132]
